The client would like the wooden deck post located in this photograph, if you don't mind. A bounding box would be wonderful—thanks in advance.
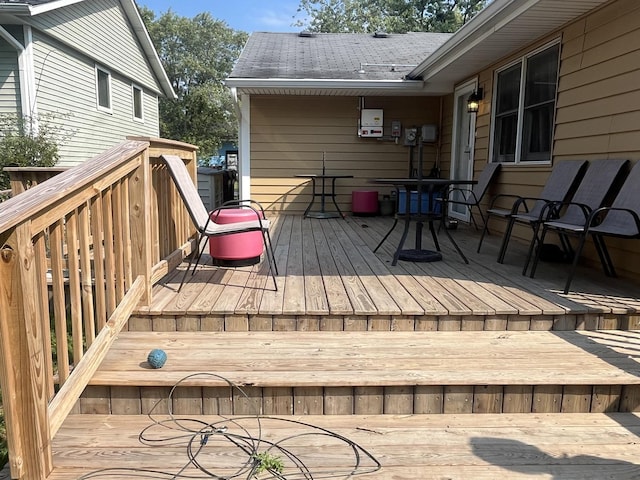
[0,225,53,479]
[129,150,153,305]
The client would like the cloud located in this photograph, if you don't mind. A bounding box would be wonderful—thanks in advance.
[254,3,299,30]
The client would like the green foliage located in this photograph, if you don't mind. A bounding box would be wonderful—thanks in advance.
[0,113,62,191]
[253,451,285,476]
[137,5,248,159]
[295,0,489,33]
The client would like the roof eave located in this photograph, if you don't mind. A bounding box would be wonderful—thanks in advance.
[226,78,425,91]
[408,0,525,80]
[119,0,176,99]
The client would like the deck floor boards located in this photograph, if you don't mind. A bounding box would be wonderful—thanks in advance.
[89,330,640,387]
[134,216,640,320]
[48,413,640,479]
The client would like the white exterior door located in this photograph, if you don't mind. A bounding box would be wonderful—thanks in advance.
[449,81,477,222]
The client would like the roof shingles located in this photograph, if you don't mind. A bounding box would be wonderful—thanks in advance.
[230,32,452,81]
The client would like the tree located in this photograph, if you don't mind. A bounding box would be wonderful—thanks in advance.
[295,0,489,33]
[137,5,248,159]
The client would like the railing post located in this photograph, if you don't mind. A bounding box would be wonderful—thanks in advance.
[129,149,153,305]
[0,224,52,479]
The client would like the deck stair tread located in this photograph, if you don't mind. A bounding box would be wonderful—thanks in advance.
[48,413,640,479]
[90,330,640,387]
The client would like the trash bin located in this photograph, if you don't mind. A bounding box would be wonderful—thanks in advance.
[352,190,379,215]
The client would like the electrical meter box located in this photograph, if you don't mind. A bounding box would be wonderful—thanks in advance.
[421,124,438,143]
[359,109,383,137]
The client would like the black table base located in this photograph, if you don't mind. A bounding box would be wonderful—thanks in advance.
[397,249,443,262]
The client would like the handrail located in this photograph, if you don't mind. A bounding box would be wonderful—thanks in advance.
[0,138,198,479]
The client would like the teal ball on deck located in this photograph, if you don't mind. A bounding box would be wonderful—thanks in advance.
[147,349,167,369]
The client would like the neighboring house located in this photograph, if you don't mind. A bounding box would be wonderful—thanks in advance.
[0,0,175,166]
[226,0,640,280]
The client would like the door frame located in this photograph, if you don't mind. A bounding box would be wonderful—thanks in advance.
[449,78,478,222]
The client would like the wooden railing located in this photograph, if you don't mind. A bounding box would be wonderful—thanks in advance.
[0,137,198,479]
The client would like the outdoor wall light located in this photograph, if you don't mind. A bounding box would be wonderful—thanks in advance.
[467,88,484,113]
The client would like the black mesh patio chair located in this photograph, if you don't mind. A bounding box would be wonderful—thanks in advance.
[441,162,501,230]
[526,158,629,278]
[477,160,588,264]
[162,154,278,292]
[560,160,640,294]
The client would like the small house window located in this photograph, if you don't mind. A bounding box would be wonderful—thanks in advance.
[491,41,560,164]
[96,66,112,112]
[132,85,144,121]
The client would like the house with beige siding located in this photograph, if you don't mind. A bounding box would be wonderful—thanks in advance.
[226,0,640,281]
[0,0,174,166]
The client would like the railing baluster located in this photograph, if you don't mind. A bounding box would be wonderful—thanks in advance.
[33,231,55,400]
[112,180,126,301]
[122,176,134,290]
[78,202,96,347]
[50,219,70,385]
[90,194,107,326]
[65,209,84,365]
[102,187,117,317]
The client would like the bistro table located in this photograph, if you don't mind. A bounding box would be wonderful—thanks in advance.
[295,174,353,219]
[371,178,477,265]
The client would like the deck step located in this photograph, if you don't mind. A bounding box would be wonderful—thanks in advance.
[81,330,640,415]
[49,412,640,479]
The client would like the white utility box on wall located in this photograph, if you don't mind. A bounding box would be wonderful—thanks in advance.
[358,108,383,137]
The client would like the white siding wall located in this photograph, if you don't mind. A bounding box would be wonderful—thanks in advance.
[28,0,161,94]
[32,30,159,166]
[0,36,20,116]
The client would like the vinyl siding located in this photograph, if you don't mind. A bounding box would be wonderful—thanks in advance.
[0,35,20,115]
[32,30,159,166]
[462,0,640,280]
[27,0,161,94]
[249,95,442,214]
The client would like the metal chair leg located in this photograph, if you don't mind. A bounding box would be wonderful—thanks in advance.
[564,233,589,294]
[477,213,493,253]
[374,218,398,253]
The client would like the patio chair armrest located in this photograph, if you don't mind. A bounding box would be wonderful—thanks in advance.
[587,206,640,231]
[441,187,476,204]
[223,199,268,217]
[541,200,592,222]
[487,193,525,211]
[209,203,267,229]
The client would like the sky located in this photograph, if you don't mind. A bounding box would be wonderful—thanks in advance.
[138,0,303,33]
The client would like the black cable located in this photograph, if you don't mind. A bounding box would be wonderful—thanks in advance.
[78,373,381,479]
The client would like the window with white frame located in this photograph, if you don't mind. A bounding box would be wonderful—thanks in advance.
[96,66,112,112]
[491,41,560,164]
[132,84,144,121]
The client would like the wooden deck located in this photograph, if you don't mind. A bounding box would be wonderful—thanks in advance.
[132,214,640,328]
[44,214,640,479]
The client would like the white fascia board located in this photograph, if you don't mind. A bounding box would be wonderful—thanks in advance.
[225,78,425,92]
[408,0,533,80]
[29,0,86,15]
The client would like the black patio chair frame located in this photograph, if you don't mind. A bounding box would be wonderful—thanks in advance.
[559,160,640,294]
[162,154,278,292]
[526,158,629,278]
[477,160,588,265]
[442,162,501,231]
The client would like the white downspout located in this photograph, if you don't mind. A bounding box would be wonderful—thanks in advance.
[237,91,251,200]
[0,25,37,128]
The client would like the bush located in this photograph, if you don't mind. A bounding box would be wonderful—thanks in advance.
[0,113,65,191]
